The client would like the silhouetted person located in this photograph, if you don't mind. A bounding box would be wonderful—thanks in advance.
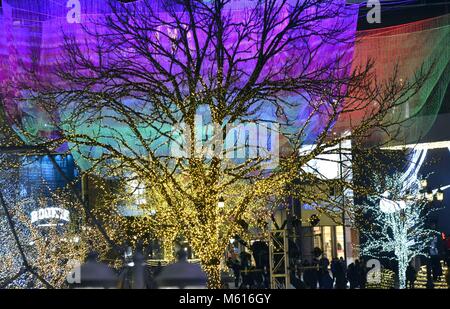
[154,249,207,288]
[131,241,157,289]
[330,258,339,285]
[334,261,347,289]
[318,255,330,289]
[353,259,365,289]
[339,257,347,273]
[251,241,269,271]
[228,257,241,288]
[303,260,319,289]
[263,266,270,289]
[290,268,302,289]
[358,259,368,289]
[319,256,330,270]
[406,262,417,289]
[293,265,307,289]
[239,251,253,289]
[444,233,450,267]
[319,270,333,289]
[71,251,118,289]
[430,235,443,281]
[347,262,358,289]
[302,261,313,289]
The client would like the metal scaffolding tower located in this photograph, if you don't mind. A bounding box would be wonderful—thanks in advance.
[268,229,290,289]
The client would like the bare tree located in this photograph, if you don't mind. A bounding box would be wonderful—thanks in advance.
[14,0,432,287]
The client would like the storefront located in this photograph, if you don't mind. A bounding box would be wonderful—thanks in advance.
[312,225,346,260]
[299,221,359,264]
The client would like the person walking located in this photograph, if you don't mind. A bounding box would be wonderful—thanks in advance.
[227,257,241,288]
[406,262,417,289]
[319,270,334,289]
[331,258,339,285]
[430,236,443,281]
[318,255,330,289]
[303,260,318,289]
[319,255,330,272]
[263,266,270,289]
[347,262,358,289]
[339,257,347,273]
[354,259,363,288]
[310,259,319,289]
[290,267,307,289]
[334,261,347,289]
[239,251,253,289]
[358,259,368,289]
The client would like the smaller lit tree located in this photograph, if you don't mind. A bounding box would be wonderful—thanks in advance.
[0,185,111,288]
[358,173,439,289]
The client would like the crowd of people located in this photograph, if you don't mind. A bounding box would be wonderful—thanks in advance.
[226,251,270,289]
[291,257,372,289]
[227,253,450,289]
[87,235,450,289]
[226,251,379,289]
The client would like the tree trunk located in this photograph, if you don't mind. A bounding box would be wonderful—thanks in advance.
[163,239,175,262]
[203,263,221,289]
[398,253,408,289]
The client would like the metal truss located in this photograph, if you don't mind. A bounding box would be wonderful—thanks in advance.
[268,229,290,289]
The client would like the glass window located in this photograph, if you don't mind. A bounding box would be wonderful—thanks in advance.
[335,225,345,259]
[323,226,333,259]
[313,227,322,251]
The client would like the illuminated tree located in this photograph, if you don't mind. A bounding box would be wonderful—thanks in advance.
[0,185,117,288]
[13,0,432,288]
[358,173,438,289]
[0,152,112,288]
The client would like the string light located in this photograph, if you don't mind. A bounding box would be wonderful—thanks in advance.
[0,0,444,289]
[358,173,439,289]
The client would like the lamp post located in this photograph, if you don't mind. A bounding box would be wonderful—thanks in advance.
[419,180,445,289]
[436,189,444,201]
[426,189,434,202]
[420,178,428,189]
[218,196,225,208]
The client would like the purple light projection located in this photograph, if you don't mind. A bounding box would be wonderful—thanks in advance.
[0,0,359,153]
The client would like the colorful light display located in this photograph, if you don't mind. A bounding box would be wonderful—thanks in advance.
[338,13,450,145]
[0,0,358,162]
[0,1,449,289]
[1,1,449,154]
[358,173,438,289]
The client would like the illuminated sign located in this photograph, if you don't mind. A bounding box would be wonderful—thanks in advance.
[379,198,406,214]
[30,207,70,224]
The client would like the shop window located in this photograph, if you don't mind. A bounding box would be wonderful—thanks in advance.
[335,225,345,259]
[323,226,333,259]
